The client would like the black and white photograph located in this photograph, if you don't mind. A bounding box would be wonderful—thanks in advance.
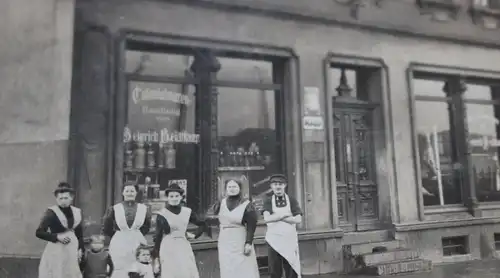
[5,0,500,278]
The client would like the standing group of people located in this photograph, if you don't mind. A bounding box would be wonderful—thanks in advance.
[36,174,303,278]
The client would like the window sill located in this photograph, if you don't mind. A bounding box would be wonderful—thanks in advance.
[470,4,500,29]
[440,254,473,264]
[191,228,344,250]
[416,0,462,21]
[477,202,500,211]
[424,205,467,215]
[394,216,500,232]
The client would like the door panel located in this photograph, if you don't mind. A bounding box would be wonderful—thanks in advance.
[334,108,380,232]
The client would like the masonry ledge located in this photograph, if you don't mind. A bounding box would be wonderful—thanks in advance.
[394,217,500,232]
[144,0,500,49]
[192,228,344,250]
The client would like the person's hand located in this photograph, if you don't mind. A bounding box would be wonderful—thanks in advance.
[243,243,252,256]
[279,213,292,221]
[77,249,83,262]
[186,232,196,240]
[57,234,71,244]
[153,259,161,274]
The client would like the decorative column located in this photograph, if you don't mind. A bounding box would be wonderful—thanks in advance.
[191,49,221,213]
[444,78,479,216]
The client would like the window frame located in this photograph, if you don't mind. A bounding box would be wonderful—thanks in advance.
[409,63,500,218]
[113,30,303,236]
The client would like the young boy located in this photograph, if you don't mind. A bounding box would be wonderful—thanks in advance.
[82,235,114,278]
[128,244,155,278]
[262,174,303,278]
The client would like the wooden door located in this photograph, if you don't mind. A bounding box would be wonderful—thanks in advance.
[334,104,380,232]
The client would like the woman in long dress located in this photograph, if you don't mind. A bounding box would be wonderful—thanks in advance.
[153,183,208,278]
[102,183,151,278]
[36,182,84,278]
[211,179,260,278]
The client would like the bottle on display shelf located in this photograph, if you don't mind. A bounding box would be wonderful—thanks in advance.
[134,141,146,170]
[157,142,165,168]
[147,141,156,169]
[165,143,176,169]
[219,151,225,167]
[236,147,245,167]
[124,141,134,169]
[244,151,251,167]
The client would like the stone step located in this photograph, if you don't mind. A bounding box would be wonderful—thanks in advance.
[349,240,404,255]
[363,259,432,276]
[361,249,420,266]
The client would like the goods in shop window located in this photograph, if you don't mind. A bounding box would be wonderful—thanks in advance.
[157,142,165,168]
[165,143,176,169]
[146,141,156,169]
[124,141,134,169]
[134,141,146,169]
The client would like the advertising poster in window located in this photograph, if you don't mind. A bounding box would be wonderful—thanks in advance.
[123,80,198,213]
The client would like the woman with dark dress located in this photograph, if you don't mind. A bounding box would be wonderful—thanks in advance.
[102,183,151,278]
[36,182,84,278]
[152,183,208,278]
[211,179,260,278]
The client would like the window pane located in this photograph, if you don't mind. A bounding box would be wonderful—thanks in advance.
[330,68,357,98]
[415,100,462,206]
[413,79,447,98]
[467,103,500,202]
[464,84,493,101]
[125,50,194,78]
[217,57,273,84]
[217,87,279,219]
[123,81,199,213]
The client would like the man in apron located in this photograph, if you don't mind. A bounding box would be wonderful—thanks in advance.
[262,174,303,278]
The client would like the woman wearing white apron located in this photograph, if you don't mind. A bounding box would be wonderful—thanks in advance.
[36,182,84,278]
[102,183,151,278]
[152,183,208,278]
[210,179,259,278]
[263,174,303,278]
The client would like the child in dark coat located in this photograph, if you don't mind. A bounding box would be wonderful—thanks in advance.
[82,235,114,278]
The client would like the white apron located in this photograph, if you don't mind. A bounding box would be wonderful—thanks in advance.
[38,206,83,278]
[218,199,260,278]
[265,194,302,277]
[156,207,199,278]
[109,203,147,278]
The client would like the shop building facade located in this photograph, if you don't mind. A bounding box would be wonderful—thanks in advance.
[4,0,500,276]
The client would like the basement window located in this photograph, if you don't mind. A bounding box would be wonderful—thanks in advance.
[494,233,500,250]
[442,236,468,256]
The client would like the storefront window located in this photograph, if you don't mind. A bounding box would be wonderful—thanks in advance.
[122,49,286,236]
[414,79,462,206]
[465,84,500,202]
[217,87,279,219]
[123,80,198,213]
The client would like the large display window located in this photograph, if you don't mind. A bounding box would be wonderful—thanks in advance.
[120,45,288,238]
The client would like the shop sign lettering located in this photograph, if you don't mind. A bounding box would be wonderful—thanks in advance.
[131,86,192,105]
[303,116,324,130]
[141,105,181,117]
[123,127,200,144]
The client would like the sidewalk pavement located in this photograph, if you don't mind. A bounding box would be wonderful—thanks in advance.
[264,259,500,277]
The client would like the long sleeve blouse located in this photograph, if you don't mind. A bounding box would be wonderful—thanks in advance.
[35,206,85,251]
[102,202,152,238]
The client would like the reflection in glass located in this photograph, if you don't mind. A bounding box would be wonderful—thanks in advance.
[415,100,462,206]
[330,68,357,98]
[414,78,447,98]
[467,103,500,202]
[463,84,493,101]
[217,57,273,84]
[217,87,278,219]
[125,50,194,78]
[123,81,198,214]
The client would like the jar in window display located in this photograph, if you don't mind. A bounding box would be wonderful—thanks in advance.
[165,143,176,169]
[134,141,146,169]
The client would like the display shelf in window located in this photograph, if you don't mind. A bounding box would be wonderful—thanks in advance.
[218,166,266,172]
